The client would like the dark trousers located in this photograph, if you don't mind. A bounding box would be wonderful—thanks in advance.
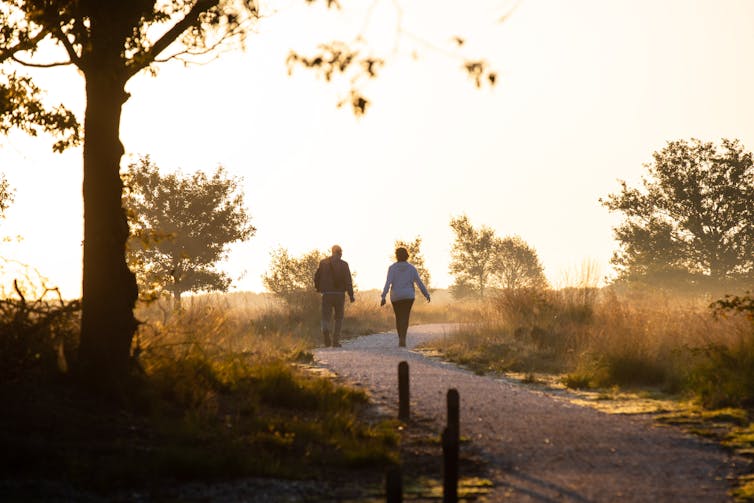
[321,292,345,339]
[391,298,415,340]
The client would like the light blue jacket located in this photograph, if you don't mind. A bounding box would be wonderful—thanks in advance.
[381,261,430,302]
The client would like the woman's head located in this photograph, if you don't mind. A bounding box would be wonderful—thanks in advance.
[395,247,409,262]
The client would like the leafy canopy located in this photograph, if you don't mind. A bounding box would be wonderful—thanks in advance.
[601,138,754,288]
[0,73,80,152]
[123,155,255,301]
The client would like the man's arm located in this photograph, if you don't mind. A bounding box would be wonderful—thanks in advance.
[344,262,355,301]
[314,262,322,292]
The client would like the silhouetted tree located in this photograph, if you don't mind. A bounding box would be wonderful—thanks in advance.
[394,236,431,290]
[262,247,324,311]
[1,1,500,384]
[0,1,263,383]
[601,138,754,289]
[124,156,254,305]
[449,215,499,299]
[494,236,548,290]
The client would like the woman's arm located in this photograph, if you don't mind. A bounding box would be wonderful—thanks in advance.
[413,267,430,301]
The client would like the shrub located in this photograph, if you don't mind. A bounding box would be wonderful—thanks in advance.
[0,280,80,382]
[689,292,754,408]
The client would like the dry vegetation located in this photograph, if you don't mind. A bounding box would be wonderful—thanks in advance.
[427,286,754,406]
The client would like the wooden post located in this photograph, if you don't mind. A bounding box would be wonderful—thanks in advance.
[386,466,403,503]
[443,388,460,503]
[398,361,409,421]
[447,388,459,434]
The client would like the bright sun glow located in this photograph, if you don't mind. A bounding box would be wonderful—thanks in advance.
[2,0,754,298]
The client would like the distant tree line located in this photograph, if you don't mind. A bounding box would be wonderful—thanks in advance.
[260,217,548,305]
[129,136,753,306]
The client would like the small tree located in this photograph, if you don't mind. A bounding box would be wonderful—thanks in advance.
[394,236,431,290]
[448,215,499,299]
[601,138,754,289]
[262,247,325,311]
[124,156,255,304]
[495,236,548,290]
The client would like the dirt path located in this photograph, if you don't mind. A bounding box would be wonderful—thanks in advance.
[313,324,745,502]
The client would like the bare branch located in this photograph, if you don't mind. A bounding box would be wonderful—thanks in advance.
[11,54,71,68]
[126,0,221,78]
[13,279,26,305]
[150,19,249,66]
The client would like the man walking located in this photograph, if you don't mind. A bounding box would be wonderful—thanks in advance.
[314,244,355,347]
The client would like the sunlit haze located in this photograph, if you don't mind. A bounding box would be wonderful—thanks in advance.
[2,0,754,298]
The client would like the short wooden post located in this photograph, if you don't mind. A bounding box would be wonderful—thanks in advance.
[398,361,409,421]
[443,388,460,503]
[386,466,403,503]
[447,388,459,434]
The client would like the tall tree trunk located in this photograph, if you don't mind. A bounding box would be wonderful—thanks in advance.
[77,67,138,383]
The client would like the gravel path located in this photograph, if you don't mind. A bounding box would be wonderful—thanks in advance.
[314,324,745,502]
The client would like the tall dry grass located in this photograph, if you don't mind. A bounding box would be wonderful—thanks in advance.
[428,285,754,408]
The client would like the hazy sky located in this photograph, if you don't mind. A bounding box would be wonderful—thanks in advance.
[2,0,754,298]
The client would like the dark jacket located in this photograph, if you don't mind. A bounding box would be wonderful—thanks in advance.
[314,257,354,297]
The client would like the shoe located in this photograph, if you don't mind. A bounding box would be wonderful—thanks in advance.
[399,336,406,348]
[332,342,342,348]
[323,333,331,347]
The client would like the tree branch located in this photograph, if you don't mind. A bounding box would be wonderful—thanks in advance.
[11,54,71,68]
[54,25,82,67]
[151,20,248,65]
[0,28,50,64]
[126,0,220,78]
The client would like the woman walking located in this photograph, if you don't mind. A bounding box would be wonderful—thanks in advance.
[380,247,431,347]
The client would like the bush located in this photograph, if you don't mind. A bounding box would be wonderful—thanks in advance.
[689,292,754,408]
[0,280,80,382]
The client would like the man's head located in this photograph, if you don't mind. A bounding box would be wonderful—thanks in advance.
[331,244,343,258]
